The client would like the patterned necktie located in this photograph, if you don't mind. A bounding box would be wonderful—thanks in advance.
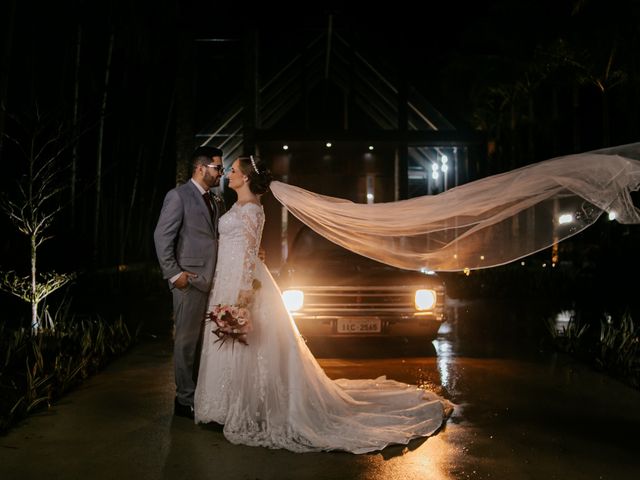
[202,192,214,220]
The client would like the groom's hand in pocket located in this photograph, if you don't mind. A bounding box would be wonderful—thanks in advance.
[174,271,197,290]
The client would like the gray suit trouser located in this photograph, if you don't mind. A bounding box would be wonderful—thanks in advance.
[172,284,208,407]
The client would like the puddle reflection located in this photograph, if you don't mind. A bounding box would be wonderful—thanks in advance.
[432,334,454,392]
[437,299,562,359]
[430,299,574,399]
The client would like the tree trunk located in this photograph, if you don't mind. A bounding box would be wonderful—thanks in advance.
[175,33,194,185]
[27,135,38,330]
[120,146,142,263]
[510,102,517,170]
[145,89,174,245]
[71,24,82,228]
[0,0,16,159]
[527,96,535,163]
[572,85,580,152]
[551,87,559,155]
[602,90,610,146]
[93,31,114,262]
[30,233,38,331]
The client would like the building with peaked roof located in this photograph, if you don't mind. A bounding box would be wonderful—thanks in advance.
[188,22,486,268]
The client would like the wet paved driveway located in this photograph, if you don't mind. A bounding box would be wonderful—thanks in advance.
[1,299,638,479]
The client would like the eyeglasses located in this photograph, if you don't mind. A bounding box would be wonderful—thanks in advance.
[206,164,224,173]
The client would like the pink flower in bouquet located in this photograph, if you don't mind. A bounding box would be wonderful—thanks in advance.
[205,279,261,349]
[206,303,252,348]
[237,307,250,324]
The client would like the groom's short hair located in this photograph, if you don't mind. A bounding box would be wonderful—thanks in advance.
[192,146,223,170]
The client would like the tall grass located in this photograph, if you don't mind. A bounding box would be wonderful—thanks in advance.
[0,306,134,434]
[547,310,639,389]
[597,312,639,386]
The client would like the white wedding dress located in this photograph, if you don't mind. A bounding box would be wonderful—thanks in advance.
[194,202,452,453]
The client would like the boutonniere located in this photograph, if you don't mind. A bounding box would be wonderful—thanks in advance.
[211,194,223,204]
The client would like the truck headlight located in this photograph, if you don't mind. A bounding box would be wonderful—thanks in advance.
[415,289,436,310]
[282,289,304,312]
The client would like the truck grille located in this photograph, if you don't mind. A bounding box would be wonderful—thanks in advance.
[291,285,446,319]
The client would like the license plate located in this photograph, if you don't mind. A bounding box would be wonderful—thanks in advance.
[336,317,381,334]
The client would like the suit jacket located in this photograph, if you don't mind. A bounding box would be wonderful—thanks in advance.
[154,181,225,293]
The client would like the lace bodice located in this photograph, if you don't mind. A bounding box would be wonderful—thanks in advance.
[208,202,264,307]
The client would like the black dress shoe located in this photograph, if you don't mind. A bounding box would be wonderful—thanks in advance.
[174,398,195,419]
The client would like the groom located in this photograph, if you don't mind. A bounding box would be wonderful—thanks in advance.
[154,146,225,419]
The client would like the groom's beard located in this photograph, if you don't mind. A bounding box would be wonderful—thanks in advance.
[204,172,221,189]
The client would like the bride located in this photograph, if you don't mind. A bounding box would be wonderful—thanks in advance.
[194,155,453,453]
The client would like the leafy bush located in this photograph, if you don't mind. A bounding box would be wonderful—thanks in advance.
[597,312,639,386]
[0,308,134,434]
[546,311,590,355]
[547,310,639,389]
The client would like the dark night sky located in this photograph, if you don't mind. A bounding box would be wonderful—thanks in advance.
[178,0,639,132]
[5,0,637,130]
[1,0,639,270]
[177,2,506,131]
[3,0,640,180]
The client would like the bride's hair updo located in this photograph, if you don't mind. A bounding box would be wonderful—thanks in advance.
[238,155,273,195]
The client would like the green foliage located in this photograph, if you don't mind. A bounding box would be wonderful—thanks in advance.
[547,310,639,389]
[0,305,134,434]
[546,312,590,355]
[0,271,76,323]
[596,312,639,385]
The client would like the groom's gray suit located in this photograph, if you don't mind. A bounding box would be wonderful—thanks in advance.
[154,180,224,407]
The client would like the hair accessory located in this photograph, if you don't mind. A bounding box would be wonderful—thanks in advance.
[250,155,259,174]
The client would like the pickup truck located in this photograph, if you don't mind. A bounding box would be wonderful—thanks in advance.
[277,226,447,341]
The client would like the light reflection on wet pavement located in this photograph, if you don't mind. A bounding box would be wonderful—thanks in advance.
[314,299,640,480]
[1,299,638,480]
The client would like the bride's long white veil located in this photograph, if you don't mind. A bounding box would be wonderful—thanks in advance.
[270,143,640,272]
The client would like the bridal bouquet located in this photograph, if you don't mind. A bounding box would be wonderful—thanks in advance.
[206,304,252,348]
[206,278,262,348]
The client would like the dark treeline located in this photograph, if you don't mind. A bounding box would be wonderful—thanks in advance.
[1,0,639,277]
[1,1,178,273]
